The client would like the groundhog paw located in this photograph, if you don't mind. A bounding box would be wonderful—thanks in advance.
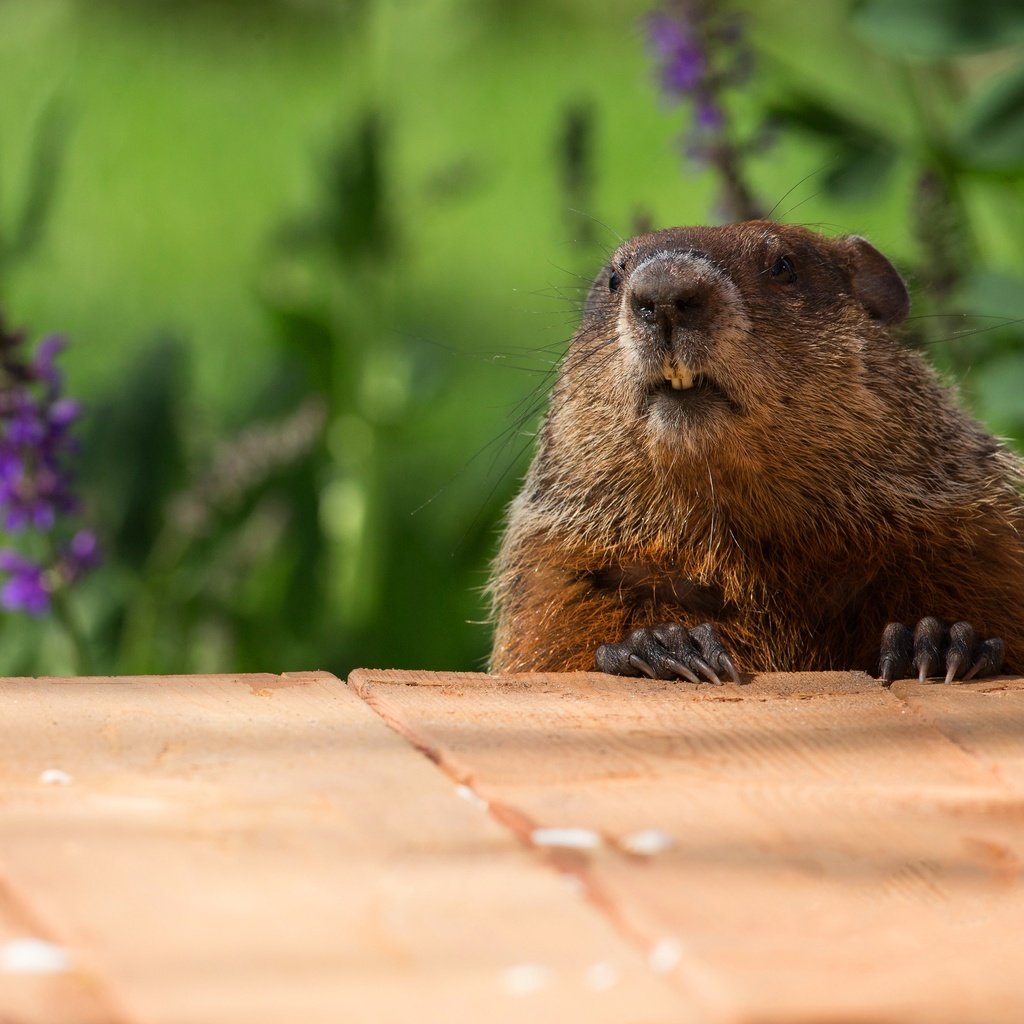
[879,617,1005,685]
[595,622,740,684]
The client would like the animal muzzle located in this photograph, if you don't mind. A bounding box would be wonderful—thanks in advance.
[624,251,724,376]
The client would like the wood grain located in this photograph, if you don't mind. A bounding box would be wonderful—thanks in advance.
[351,668,1024,1023]
[0,672,690,1024]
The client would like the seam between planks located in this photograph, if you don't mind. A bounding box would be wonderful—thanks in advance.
[0,864,144,1024]
[348,671,744,1023]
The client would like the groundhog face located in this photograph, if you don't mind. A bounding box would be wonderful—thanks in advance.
[574,220,909,458]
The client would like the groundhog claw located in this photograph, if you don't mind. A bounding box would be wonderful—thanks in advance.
[878,617,1005,685]
[596,621,740,684]
[963,637,1005,681]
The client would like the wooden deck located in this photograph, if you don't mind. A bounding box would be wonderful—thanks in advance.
[1,669,1023,1023]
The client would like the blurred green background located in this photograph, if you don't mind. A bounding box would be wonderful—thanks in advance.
[0,0,1022,676]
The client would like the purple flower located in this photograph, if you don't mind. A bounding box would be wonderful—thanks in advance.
[664,47,706,95]
[49,398,81,428]
[0,316,98,619]
[648,11,689,54]
[63,529,100,581]
[0,550,49,615]
[0,452,19,484]
[7,402,45,446]
[648,14,706,95]
[31,335,67,391]
[0,328,84,537]
[31,502,56,532]
[695,97,725,131]
[645,2,754,149]
[645,1,768,222]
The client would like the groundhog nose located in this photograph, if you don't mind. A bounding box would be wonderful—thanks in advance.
[628,262,710,336]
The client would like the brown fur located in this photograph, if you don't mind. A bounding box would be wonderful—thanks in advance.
[489,221,1024,675]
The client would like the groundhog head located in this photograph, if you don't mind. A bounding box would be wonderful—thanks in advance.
[569,220,909,468]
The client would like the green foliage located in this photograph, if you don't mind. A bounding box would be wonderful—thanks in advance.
[959,63,1024,168]
[765,96,898,198]
[763,3,1024,416]
[0,0,1021,676]
[0,97,71,289]
[851,0,1024,57]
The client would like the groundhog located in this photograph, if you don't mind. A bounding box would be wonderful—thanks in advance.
[489,220,1024,684]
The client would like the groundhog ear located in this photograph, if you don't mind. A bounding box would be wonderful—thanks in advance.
[840,235,910,325]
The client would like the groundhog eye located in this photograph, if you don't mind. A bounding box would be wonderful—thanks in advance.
[769,255,797,283]
[608,270,622,293]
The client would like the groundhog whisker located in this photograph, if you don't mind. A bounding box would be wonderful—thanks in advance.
[766,165,837,221]
[563,209,626,248]
[912,315,1024,346]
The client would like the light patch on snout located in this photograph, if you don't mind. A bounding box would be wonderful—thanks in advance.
[615,249,749,383]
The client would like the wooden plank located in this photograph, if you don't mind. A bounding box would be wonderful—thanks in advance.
[0,673,691,1024]
[350,668,1024,1024]
[893,677,1024,792]
[0,865,136,1024]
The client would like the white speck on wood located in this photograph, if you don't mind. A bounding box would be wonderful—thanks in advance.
[39,768,72,786]
[620,828,675,855]
[560,874,587,897]
[502,962,550,996]
[455,783,489,811]
[530,827,602,850]
[584,960,620,992]
[648,937,683,974]
[0,938,72,975]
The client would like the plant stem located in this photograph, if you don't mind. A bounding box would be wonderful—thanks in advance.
[710,141,763,221]
[51,589,92,676]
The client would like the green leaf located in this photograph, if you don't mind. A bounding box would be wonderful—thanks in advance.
[963,269,1024,321]
[277,111,394,265]
[769,96,867,139]
[82,336,189,566]
[767,96,897,198]
[823,143,898,199]
[851,0,1024,57]
[970,352,1024,437]
[957,63,1024,168]
[11,97,72,261]
[0,96,73,273]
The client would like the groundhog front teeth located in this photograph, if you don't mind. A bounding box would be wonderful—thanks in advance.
[663,363,695,390]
